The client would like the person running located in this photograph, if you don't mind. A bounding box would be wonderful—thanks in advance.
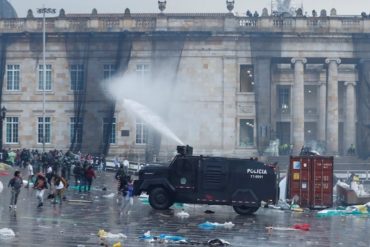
[85,165,96,192]
[8,171,23,210]
[34,172,48,208]
[25,161,34,188]
[52,175,64,205]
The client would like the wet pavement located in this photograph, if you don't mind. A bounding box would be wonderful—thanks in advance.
[0,171,369,247]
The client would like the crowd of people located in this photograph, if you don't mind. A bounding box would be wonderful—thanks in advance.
[3,148,132,210]
[1,148,107,179]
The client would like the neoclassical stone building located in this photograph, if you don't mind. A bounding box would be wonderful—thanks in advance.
[1,4,370,160]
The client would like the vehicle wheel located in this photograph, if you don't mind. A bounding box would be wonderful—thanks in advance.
[233,205,259,215]
[149,187,173,210]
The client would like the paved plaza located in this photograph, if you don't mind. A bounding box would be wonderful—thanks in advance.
[0,171,369,247]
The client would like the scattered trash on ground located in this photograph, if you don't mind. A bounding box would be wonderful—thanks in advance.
[206,238,230,246]
[266,226,299,232]
[138,194,149,204]
[139,231,187,244]
[198,221,235,230]
[267,200,304,212]
[290,204,304,212]
[0,181,3,193]
[102,193,115,198]
[266,223,310,232]
[317,203,370,217]
[139,231,231,246]
[0,228,16,239]
[292,223,310,231]
[176,210,190,219]
[97,229,126,247]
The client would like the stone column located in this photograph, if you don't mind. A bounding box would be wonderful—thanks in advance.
[344,81,356,152]
[222,57,237,154]
[254,58,272,153]
[318,81,327,142]
[357,60,370,158]
[325,58,341,154]
[291,58,307,154]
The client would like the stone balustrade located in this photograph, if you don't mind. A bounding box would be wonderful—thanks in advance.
[0,14,369,33]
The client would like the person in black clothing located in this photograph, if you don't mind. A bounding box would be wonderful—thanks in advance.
[21,148,30,168]
[8,171,23,210]
[42,152,48,174]
[2,148,8,163]
[115,164,130,196]
[73,163,82,186]
[101,155,106,171]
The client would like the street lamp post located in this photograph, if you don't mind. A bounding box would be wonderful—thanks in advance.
[36,7,56,153]
[0,106,7,161]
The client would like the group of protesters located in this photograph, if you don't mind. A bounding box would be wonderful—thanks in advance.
[1,148,107,178]
[5,148,105,210]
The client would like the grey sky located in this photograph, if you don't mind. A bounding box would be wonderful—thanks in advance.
[8,0,370,17]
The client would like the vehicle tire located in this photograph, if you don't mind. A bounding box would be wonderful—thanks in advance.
[148,187,173,210]
[233,205,259,215]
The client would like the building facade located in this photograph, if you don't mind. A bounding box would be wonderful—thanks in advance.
[0,6,370,160]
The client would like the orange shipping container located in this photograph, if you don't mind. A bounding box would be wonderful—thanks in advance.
[288,156,334,209]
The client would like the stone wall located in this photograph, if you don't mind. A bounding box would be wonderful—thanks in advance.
[0,12,370,159]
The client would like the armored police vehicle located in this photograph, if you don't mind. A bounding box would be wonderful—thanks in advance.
[133,146,277,215]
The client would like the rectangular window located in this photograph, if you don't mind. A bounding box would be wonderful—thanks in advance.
[304,85,318,115]
[239,119,254,147]
[103,64,116,80]
[6,64,20,91]
[38,64,52,91]
[70,64,84,91]
[70,117,82,144]
[278,85,291,114]
[136,119,148,144]
[240,65,254,92]
[103,117,116,144]
[38,117,51,144]
[276,122,291,147]
[6,117,18,144]
[136,64,150,81]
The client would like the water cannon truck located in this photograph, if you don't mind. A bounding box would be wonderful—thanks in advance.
[133,145,277,215]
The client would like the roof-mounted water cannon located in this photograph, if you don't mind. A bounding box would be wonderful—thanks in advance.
[176,145,193,156]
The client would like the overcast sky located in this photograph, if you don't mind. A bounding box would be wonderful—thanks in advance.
[8,0,370,17]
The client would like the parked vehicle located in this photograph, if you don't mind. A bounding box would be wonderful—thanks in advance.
[133,145,277,215]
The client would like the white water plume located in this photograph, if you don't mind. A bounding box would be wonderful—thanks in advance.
[123,99,184,145]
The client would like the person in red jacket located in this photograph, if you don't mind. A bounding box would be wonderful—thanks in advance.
[85,165,96,192]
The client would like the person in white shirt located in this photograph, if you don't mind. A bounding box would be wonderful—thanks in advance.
[53,175,65,205]
[26,161,34,188]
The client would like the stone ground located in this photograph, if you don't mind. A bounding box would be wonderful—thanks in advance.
[0,171,369,247]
